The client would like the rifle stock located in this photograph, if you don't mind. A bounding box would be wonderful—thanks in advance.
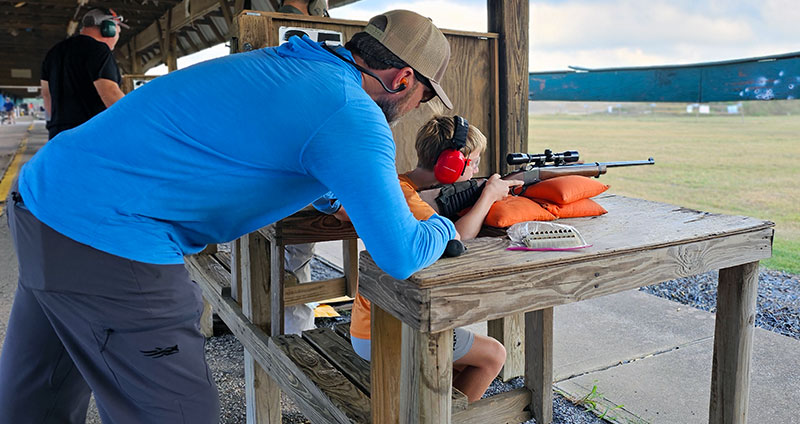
[419,158,654,218]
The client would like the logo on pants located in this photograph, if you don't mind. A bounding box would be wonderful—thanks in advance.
[140,345,179,358]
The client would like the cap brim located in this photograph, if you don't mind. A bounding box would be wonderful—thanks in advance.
[430,80,453,109]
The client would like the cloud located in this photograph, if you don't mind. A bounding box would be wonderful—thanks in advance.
[334,1,487,32]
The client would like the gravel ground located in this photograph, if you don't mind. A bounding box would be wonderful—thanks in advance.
[640,268,800,340]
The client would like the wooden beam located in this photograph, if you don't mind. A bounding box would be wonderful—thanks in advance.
[217,0,234,28]
[487,0,529,174]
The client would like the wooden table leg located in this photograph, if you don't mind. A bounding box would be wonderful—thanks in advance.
[371,305,402,424]
[709,261,759,424]
[343,239,359,298]
[230,240,242,302]
[525,307,553,424]
[241,231,281,423]
[488,313,525,380]
[400,324,453,424]
[269,239,285,337]
[199,297,214,337]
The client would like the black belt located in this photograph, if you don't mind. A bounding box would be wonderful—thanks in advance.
[11,191,22,204]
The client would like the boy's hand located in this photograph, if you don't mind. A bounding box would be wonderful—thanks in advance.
[332,206,350,222]
[483,174,523,203]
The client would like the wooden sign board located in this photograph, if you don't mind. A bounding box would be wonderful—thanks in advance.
[231,10,501,174]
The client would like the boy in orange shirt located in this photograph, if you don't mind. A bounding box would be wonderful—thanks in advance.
[350,115,522,402]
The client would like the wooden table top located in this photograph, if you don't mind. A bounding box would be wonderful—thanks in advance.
[358,194,774,332]
[407,194,772,287]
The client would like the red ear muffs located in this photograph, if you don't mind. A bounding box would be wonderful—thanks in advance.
[434,150,468,184]
[434,116,470,184]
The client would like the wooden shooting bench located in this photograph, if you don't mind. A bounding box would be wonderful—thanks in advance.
[188,193,772,423]
[358,193,773,424]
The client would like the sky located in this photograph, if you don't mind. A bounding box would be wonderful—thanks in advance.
[148,0,798,75]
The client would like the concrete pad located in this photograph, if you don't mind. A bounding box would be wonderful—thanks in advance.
[552,289,716,381]
[557,328,800,424]
[315,239,364,269]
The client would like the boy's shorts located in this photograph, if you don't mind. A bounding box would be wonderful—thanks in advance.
[351,327,475,362]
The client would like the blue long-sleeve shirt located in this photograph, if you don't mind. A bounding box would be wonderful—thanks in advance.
[18,36,455,279]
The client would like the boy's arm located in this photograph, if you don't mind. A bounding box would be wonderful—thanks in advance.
[454,174,522,240]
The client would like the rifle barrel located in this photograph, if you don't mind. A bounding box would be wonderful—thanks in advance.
[600,158,655,167]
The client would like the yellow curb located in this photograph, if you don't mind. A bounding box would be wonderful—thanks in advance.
[0,124,33,214]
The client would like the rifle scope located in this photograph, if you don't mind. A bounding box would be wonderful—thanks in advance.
[507,149,580,166]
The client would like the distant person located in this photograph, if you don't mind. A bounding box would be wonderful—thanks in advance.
[40,8,127,139]
[278,0,329,16]
[2,97,14,125]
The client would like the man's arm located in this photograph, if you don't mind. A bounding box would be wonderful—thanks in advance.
[40,80,51,120]
[94,78,125,108]
[305,107,456,279]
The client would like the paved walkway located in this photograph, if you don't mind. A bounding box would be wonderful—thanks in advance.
[1,120,797,423]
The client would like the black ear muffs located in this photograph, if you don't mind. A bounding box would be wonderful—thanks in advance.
[100,20,116,37]
[433,116,470,184]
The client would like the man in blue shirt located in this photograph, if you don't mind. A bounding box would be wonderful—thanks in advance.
[1,10,456,423]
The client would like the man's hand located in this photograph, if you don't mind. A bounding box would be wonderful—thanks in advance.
[482,174,524,203]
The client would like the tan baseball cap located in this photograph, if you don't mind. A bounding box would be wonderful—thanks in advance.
[364,10,453,109]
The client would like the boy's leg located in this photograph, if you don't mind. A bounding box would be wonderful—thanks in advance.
[452,330,506,402]
[0,283,92,424]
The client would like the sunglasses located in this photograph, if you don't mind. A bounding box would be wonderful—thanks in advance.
[465,155,481,170]
[413,70,436,103]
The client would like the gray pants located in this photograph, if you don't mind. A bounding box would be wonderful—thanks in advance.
[0,193,219,423]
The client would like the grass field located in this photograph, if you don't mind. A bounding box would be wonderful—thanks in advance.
[527,113,800,273]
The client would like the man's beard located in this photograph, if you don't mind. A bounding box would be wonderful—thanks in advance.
[375,83,415,126]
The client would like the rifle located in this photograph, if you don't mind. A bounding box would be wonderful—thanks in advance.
[418,149,655,219]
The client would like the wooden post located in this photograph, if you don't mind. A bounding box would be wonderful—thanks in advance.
[709,261,759,424]
[487,0,529,174]
[269,237,285,336]
[200,297,214,337]
[230,240,242,302]
[488,313,525,380]
[525,307,553,424]
[168,31,178,72]
[343,240,359,298]
[371,305,403,424]
[400,326,453,424]
[240,231,281,423]
[218,0,234,30]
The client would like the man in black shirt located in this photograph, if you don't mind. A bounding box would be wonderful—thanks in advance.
[41,8,127,139]
[277,0,329,16]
